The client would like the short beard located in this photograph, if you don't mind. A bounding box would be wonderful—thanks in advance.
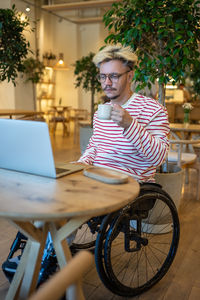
[108,94,120,100]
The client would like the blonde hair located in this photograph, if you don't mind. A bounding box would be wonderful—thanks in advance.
[93,45,137,69]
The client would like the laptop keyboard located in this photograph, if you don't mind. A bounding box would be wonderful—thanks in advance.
[55,167,70,174]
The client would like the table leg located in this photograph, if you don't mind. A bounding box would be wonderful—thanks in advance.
[6,221,48,300]
[6,217,89,300]
[19,236,47,299]
[49,217,89,300]
[5,239,31,300]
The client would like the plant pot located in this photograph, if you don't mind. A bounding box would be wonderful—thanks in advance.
[155,163,184,209]
[139,164,184,234]
[79,125,93,154]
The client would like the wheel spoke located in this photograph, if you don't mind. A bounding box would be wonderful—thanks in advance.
[95,187,180,297]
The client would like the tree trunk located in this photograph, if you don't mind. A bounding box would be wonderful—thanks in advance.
[158,83,166,106]
[158,83,167,172]
[32,83,37,111]
[91,89,95,127]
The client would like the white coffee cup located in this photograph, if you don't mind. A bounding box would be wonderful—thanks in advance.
[98,104,112,120]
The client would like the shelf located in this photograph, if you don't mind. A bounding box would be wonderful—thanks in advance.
[37,97,55,100]
[38,82,55,85]
[37,67,56,111]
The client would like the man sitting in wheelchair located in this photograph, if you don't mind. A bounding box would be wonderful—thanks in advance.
[3,46,177,297]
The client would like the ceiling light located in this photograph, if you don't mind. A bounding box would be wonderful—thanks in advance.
[26,6,30,12]
[53,53,69,70]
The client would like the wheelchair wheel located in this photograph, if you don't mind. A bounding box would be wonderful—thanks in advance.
[95,185,180,297]
[71,216,104,250]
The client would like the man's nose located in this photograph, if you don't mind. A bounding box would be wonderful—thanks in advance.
[104,76,112,85]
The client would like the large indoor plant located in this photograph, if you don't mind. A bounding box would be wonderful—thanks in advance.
[73,52,102,153]
[73,52,102,125]
[103,0,200,106]
[0,5,31,85]
[102,0,200,207]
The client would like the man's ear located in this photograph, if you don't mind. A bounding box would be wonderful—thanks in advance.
[128,70,134,83]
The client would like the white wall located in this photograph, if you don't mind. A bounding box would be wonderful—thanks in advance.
[0,1,109,113]
[53,18,78,108]
[13,0,36,109]
[0,81,15,108]
[15,76,35,110]
[76,23,108,111]
[0,0,10,8]
[39,9,108,113]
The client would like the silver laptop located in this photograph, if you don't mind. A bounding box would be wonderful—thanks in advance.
[0,118,84,178]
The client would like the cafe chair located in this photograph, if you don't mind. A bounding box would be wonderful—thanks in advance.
[29,250,94,300]
[49,107,70,136]
[193,143,200,162]
[168,138,200,200]
[18,113,45,122]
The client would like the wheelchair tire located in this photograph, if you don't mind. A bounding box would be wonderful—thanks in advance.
[71,216,104,250]
[95,185,180,297]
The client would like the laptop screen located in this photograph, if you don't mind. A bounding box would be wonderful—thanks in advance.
[0,119,57,178]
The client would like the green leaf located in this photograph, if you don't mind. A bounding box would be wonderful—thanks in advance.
[135,17,141,26]
[187,30,193,37]
[175,35,182,41]
[160,18,165,23]
[0,6,31,84]
[183,47,189,55]
[102,0,200,104]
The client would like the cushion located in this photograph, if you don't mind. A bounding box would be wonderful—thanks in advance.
[168,151,197,164]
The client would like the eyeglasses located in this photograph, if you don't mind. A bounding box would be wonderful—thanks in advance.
[96,70,130,83]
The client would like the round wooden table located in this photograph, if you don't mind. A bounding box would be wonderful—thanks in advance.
[0,168,139,300]
[170,123,200,139]
[0,109,44,120]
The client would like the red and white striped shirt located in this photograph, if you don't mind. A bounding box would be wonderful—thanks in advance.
[78,93,170,182]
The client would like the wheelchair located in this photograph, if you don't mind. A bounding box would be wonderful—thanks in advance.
[2,182,180,297]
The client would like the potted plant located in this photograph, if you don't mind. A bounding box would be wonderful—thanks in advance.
[103,0,200,106]
[102,0,200,208]
[43,51,56,67]
[22,56,45,110]
[0,5,31,85]
[73,52,102,153]
[73,52,102,125]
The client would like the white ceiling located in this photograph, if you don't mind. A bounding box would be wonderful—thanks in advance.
[42,0,118,10]
[41,0,119,24]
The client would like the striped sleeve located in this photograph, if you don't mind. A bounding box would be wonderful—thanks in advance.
[123,107,169,166]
